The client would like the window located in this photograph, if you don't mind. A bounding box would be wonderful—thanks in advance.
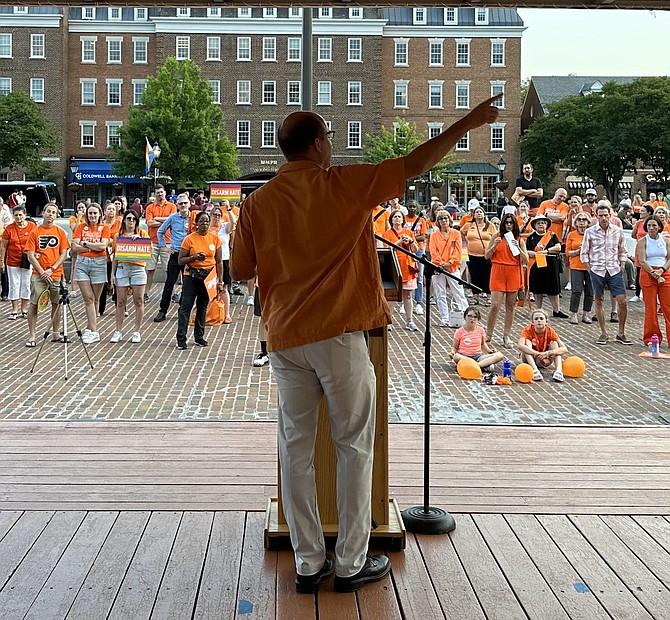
[80,79,96,105]
[476,8,489,24]
[209,80,220,104]
[30,78,44,103]
[325,120,332,131]
[394,80,408,108]
[348,81,361,105]
[109,7,121,21]
[106,122,122,148]
[107,79,122,106]
[107,37,122,64]
[320,7,332,18]
[348,121,361,148]
[207,8,221,18]
[262,121,276,147]
[456,81,470,108]
[134,8,147,20]
[287,81,301,105]
[413,8,426,25]
[394,39,408,66]
[491,124,505,151]
[0,34,13,59]
[317,81,331,106]
[237,37,251,61]
[237,120,250,147]
[264,8,276,18]
[0,78,11,96]
[348,38,361,62]
[81,36,96,63]
[133,38,148,64]
[176,36,190,60]
[132,79,146,105]
[429,81,443,108]
[207,37,221,61]
[318,38,332,62]
[82,7,96,20]
[428,123,443,139]
[456,39,471,66]
[262,37,276,61]
[237,80,251,104]
[456,133,469,151]
[444,7,457,24]
[14,6,28,13]
[80,121,96,148]
[491,39,506,66]
[287,38,301,61]
[429,39,443,66]
[289,8,302,18]
[238,7,251,18]
[349,7,362,19]
[490,81,505,108]
[262,81,276,104]
[177,7,190,17]
[30,34,45,58]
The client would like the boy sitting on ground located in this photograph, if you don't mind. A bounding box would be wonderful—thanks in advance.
[517,308,569,382]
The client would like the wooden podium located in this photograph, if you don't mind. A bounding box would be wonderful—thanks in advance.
[264,248,406,549]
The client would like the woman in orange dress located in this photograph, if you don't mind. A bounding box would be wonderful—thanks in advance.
[484,213,528,347]
[382,209,419,332]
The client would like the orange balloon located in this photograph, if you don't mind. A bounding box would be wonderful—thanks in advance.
[514,363,534,383]
[457,357,482,380]
[563,356,586,378]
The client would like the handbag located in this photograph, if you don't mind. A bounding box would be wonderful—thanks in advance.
[19,253,31,270]
[447,299,465,328]
[189,267,212,281]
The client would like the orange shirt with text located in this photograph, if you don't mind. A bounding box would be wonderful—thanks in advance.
[537,200,569,239]
[73,223,111,258]
[25,224,70,278]
[181,231,221,272]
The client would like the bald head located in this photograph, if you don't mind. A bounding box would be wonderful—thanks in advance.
[278,111,327,159]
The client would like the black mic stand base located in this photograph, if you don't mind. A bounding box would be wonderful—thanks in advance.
[401,505,456,535]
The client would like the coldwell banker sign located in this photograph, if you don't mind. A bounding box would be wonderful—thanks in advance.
[210,182,242,202]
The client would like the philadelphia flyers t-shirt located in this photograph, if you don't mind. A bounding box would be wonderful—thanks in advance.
[25,224,71,279]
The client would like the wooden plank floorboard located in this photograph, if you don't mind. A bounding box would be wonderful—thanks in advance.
[633,516,670,555]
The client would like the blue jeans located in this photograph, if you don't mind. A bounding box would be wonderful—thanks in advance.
[414,248,425,304]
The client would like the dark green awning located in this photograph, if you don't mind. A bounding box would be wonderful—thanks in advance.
[447,163,501,175]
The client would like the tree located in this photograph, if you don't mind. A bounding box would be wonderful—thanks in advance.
[114,57,239,187]
[0,92,58,175]
[520,77,670,200]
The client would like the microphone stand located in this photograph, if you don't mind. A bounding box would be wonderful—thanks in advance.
[375,232,482,535]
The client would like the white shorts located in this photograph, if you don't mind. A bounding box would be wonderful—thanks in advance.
[115,262,147,288]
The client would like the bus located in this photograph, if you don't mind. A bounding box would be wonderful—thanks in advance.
[0,181,63,218]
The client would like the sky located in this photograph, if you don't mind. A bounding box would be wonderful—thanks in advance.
[518,8,670,80]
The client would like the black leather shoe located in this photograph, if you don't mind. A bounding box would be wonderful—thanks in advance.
[195,338,208,347]
[295,556,335,594]
[153,311,166,323]
[334,555,390,593]
[553,310,569,319]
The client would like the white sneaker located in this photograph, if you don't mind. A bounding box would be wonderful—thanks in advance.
[629,295,641,302]
[406,320,418,331]
[246,295,254,306]
[387,324,393,332]
[131,331,141,343]
[414,304,424,315]
[564,282,572,291]
[399,305,405,315]
[253,352,269,367]
[82,330,100,344]
[110,330,122,343]
[552,370,565,383]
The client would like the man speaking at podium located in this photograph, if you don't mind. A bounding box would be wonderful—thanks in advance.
[231,95,501,594]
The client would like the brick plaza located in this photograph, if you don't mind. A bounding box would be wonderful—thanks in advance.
[0,290,666,426]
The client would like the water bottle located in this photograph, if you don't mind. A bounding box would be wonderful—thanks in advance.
[503,360,512,378]
[649,334,659,357]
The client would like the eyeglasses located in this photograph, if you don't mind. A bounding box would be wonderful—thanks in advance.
[321,130,335,141]
[124,217,137,222]
[177,201,190,206]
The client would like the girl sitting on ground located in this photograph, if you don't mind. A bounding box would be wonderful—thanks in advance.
[449,306,505,372]
[517,308,569,382]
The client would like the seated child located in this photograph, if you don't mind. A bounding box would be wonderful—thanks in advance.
[450,306,505,372]
[517,308,569,382]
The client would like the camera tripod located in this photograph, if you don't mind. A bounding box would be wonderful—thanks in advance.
[30,278,94,380]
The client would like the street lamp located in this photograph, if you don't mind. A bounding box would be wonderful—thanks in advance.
[497,156,506,176]
[452,164,463,206]
[152,142,161,191]
[68,156,81,210]
[495,156,509,194]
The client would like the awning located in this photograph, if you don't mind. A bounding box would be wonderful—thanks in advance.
[619,182,633,190]
[446,163,501,176]
[73,159,140,184]
[567,180,595,190]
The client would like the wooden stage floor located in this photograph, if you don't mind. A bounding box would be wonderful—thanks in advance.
[0,421,669,619]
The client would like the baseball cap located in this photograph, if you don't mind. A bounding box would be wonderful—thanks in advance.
[585,188,597,196]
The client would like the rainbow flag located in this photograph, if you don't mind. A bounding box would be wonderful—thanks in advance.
[145,137,155,174]
[115,237,152,262]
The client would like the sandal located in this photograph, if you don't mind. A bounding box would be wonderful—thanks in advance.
[8,312,18,320]
[532,370,543,381]
[51,333,64,343]
[481,299,492,307]
[25,340,36,348]
[21,311,27,319]
[223,316,232,324]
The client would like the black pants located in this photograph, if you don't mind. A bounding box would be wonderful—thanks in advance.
[1,268,8,298]
[159,253,184,314]
[176,275,209,344]
[98,261,114,315]
[569,269,594,313]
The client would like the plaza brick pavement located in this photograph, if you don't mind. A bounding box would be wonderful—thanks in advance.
[0,291,667,426]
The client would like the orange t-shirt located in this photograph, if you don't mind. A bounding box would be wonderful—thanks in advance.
[404,216,428,249]
[145,201,176,244]
[382,227,417,283]
[428,227,461,272]
[73,223,111,258]
[520,324,559,353]
[537,200,569,240]
[25,224,70,279]
[181,231,222,272]
[2,222,37,267]
[517,215,532,236]
[565,230,587,271]
[372,207,389,238]
[458,213,473,229]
